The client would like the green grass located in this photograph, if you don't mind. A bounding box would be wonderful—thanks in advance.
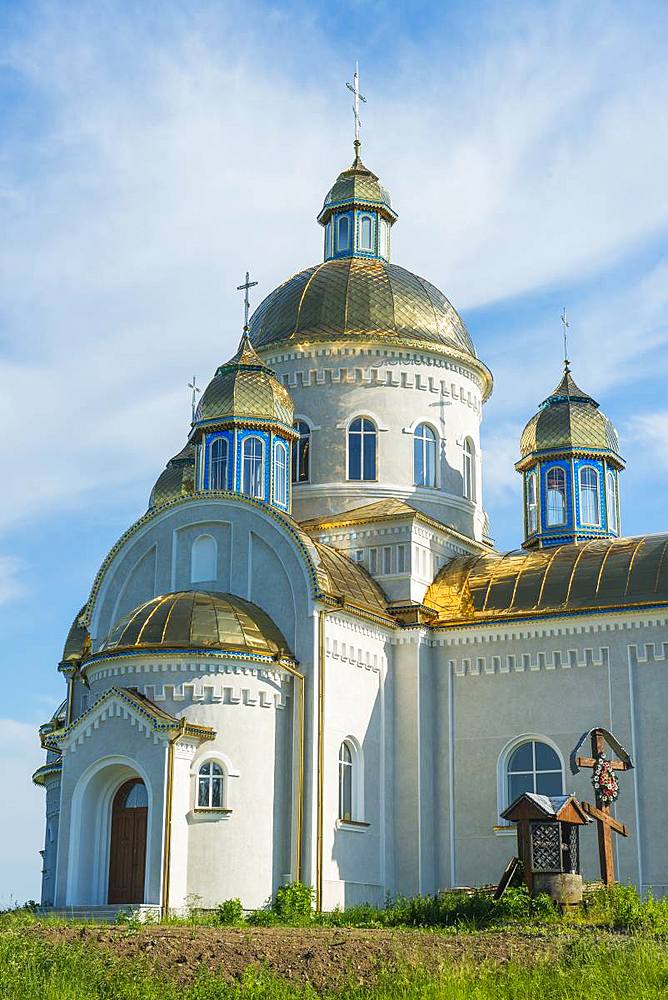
[1,931,668,999]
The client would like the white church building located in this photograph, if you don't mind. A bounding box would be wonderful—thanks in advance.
[34,135,668,913]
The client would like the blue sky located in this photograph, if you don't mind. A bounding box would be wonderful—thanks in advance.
[2,0,668,904]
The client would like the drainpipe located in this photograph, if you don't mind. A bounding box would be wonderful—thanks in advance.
[161,717,187,917]
[279,660,306,883]
[316,600,344,912]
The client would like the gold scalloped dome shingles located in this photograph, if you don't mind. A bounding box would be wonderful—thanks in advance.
[424,534,668,626]
[519,368,622,465]
[319,158,394,219]
[149,443,196,509]
[97,591,294,661]
[195,334,294,428]
[249,258,483,360]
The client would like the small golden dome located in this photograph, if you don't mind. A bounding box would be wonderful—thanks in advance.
[149,443,196,509]
[195,333,294,429]
[318,152,395,225]
[518,367,622,466]
[61,606,90,664]
[97,591,294,661]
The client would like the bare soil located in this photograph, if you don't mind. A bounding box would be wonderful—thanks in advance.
[22,923,589,990]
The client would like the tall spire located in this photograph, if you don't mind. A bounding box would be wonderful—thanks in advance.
[346,62,366,164]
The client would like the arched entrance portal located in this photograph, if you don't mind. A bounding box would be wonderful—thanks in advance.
[108,778,148,904]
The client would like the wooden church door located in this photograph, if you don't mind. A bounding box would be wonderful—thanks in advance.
[108,779,148,904]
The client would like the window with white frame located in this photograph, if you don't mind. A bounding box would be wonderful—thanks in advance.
[348,417,377,481]
[337,215,350,252]
[209,437,228,490]
[463,438,475,500]
[526,472,538,534]
[379,218,389,259]
[338,739,363,822]
[606,470,619,532]
[292,420,310,483]
[414,423,437,488]
[242,436,264,498]
[396,543,407,573]
[197,761,225,809]
[546,466,567,526]
[273,441,288,505]
[579,466,600,526]
[507,740,563,804]
[325,222,332,258]
[359,214,373,252]
[382,546,392,575]
[368,548,378,574]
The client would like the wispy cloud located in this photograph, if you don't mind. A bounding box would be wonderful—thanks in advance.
[0,556,26,605]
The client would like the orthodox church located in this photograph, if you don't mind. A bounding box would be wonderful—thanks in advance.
[34,130,668,914]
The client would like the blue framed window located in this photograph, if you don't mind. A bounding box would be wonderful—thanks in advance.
[242,436,264,498]
[358,213,374,252]
[209,437,228,490]
[292,420,310,483]
[526,472,538,534]
[607,470,619,533]
[348,417,377,481]
[546,466,567,526]
[379,218,389,259]
[414,423,436,487]
[579,466,600,526]
[337,215,350,252]
[273,441,288,506]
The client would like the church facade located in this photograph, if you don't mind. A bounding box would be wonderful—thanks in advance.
[34,139,668,913]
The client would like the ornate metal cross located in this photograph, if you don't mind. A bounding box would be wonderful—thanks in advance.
[188,375,200,422]
[346,62,366,145]
[561,307,570,368]
[572,727,633,885]
[237,271,258,331]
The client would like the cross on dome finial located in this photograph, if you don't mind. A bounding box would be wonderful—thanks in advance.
[346,61,366,161]
[188,375,201,423]
[237,271,258,332]
[561,307,570,372]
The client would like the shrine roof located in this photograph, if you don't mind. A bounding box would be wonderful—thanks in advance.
[502,792,591,824]
[425,533,668,626]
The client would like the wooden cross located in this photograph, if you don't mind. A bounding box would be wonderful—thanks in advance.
[573,727,633,885]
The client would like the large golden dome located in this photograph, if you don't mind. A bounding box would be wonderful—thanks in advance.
[518,367,622,468]
[249,258,490,383]
[195,333,294,429]
[97,591,294,662]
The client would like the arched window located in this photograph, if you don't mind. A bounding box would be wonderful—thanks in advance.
[338,739,363,823]
[123,781,149,808]
[414,423,437,487]
[197,761,224,809]
[546,467,567,526]
[607,470,619,532]
[348,417,377,481]
[463,438,475,500]
[507,740,563,804]
[324,221,332,258]
[291,420,310,483]
[191,533,217,582]
[526,473,538,534]
[379,218,389,259]
[273,441,288,505]
[359,214,373,252]
[337,215,350,252]
[209,437,228,491]
[579,466,600,526]
[242,436,264,498]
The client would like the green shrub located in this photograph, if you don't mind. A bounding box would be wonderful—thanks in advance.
[273,881,314,923]
[586,884,668,935]
[214,898,245,926]
[245,908,281,926]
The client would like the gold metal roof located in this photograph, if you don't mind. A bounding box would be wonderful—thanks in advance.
[149,443,196,509]
[318,154,395,224]
[195,333,294,428]
[249,258,490,387]
[300,498,490,551]
[424,534,668,626]
[314,541,390,619]
[519,366,621,465]
[61,606,90,664]
[97,591,295,661]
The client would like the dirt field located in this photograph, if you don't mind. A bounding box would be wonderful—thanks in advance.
[22,923,586,990]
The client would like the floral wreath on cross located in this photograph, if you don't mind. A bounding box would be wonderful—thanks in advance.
[593,752,619,804]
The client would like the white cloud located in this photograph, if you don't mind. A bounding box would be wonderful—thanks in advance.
[0,719,44,907]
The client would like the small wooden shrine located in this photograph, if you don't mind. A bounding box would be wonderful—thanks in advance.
[501,792,591,904]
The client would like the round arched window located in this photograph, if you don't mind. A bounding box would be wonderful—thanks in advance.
[507,740,563,804]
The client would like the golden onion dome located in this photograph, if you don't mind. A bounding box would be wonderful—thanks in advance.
[249,259,490,385]
[61,606,90,665]
[149,442,196,509]
[194,333,294,429]
[318,152,395,224]
[96,591,294,662]
[518,366,622,467]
